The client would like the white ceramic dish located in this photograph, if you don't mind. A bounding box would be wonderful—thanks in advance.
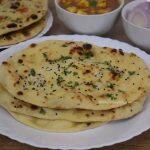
[122,0,150,51]
[55,0,124,35]
[0,35,149,150]
[0,10,53,49]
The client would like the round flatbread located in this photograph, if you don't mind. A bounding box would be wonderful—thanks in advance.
[0,40,149,110]
[9,112,105,133]
[0,0,47,36]
[0,84,146,122]
[0,17,46,47]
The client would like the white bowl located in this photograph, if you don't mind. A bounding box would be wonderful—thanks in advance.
[122,0,150,51]
[55,0,124,35]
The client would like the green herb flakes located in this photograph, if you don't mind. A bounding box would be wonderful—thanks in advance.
[63,69,72,76]
[28,81,32,85]
[42,53,49,61]
[106,93,117,100]
[66,81,79,89]
[92,84,97,89]
[102,61,111,66]
[107,83,115,89]
[73,72,78,76]
[73,81,79,88]
[89,0,97,7]
[57,76,64,86]
[118,89,125,93]
[60,56,72,61]
[30,68,36,76]
[39,108,46,115]
[128,71,136,76]
[62,44,68,47]
[84,51,93,59]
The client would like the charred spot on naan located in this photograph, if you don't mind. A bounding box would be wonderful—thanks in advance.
[69,43,94,59]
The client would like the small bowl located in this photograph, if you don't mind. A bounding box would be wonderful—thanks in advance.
[55,0,124,35]
[122,0,150,51]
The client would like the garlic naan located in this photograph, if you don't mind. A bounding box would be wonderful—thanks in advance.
[0,41,149,110]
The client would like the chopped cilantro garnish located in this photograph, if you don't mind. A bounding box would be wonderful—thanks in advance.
[102,61,111,65]
[84,51,93,59]
[107,83,115,89]
[68,62,78,69]
[89,0,97,7]
[118,89,125,93]
[57,76,64,86]
[30,68,36,76]
[92,84,97,89]
[53,56,72,63]
[28,81,32,85]
[62,44,68,47]
[73,72,78,76]
[128,71,136,76]
[107,66,123,78]
[50,84,54,88]
[42,53,48,59]
[66,81,79,89]
[68,81,73,84]
[42,54,72,63]
[68,62,74,67]
[73,81,79,89]
[60,56,72,61]
[63,69,72,76]
[106,93,117,100]
[39,108,46,115]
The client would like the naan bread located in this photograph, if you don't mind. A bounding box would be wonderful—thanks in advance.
[0,84,145,122]
[9,112,104,132]
[0,17,46,46]
[0,0,47,36]
[0,40,149,110]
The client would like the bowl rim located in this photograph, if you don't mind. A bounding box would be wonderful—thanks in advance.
[55,0,125,17]
[121,0,150,31]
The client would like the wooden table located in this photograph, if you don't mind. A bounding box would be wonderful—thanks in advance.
[0,0,149,149]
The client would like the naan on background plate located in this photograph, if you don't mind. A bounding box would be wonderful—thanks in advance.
[0,0,48,36]
[0,17,46,47]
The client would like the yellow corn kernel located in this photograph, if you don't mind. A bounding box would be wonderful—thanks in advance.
[98,2,107,8]
[98,8,109,14]
[79,0,89,7]
[77,9,87,15]
[67,6,77,13]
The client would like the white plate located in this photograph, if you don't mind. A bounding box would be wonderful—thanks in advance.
[0,10,53,49]
[0,35,149,150]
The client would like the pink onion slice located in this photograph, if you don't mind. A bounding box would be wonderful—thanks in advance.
[126,2,150,29]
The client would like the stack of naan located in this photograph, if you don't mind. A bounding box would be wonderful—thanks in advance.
[0,0,48,47]
[0,40,149,132]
